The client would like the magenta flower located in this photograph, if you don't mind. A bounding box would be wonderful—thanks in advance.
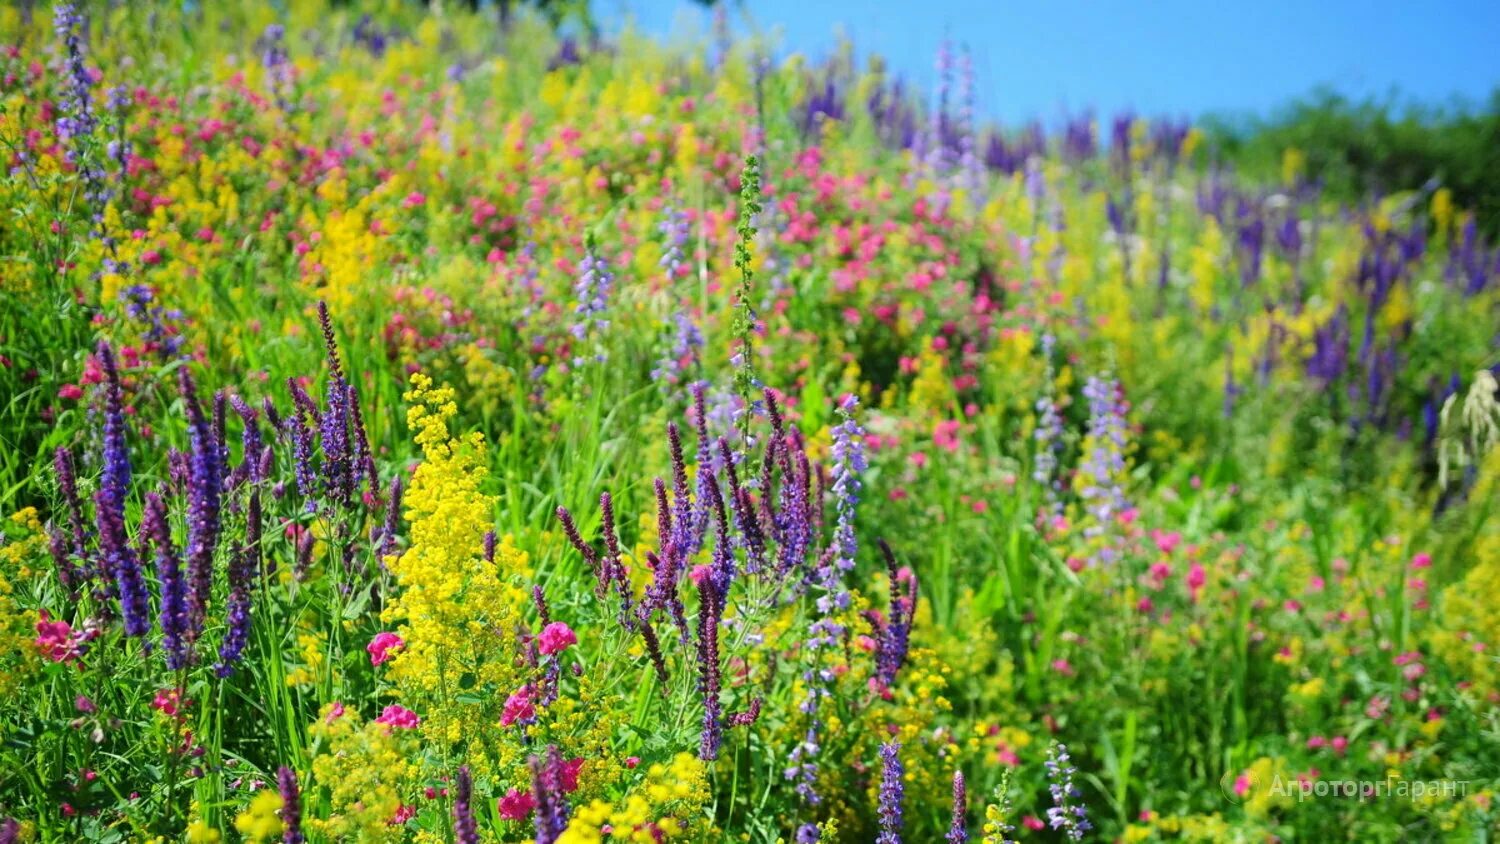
[367,631,405,666]
[501,687,536,727]
[375,704,420,730]
[538,622,577,656]
[498,788,537,820]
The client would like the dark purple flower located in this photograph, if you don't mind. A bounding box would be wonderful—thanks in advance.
[214,491,259,676]
[278,766,304,844]
[180,367,222,636]
[530,745,571,844]
[453,765,479,844]
[143,491,189,669]
[947,770,967,843]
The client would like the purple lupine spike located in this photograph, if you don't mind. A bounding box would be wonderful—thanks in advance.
[703,473,735,599]
[54,446,89,559]
[293,527,314,580]
[533,585,551,627]
[947,770,967,843]
[96,343,131,516]
[452,765,479,844]
[374,474,402,561]
[230,396,263,485]
[180,368,223,635]
[695,570,724,760]
[555,506,604,597]
[215,490,259,676]
[727,696,762,728]
[347,381,378,496]
[284,389,317,508]
[95,343,149,636]
[598,492,634,624]
[871,539,915,691]
[531,746,571,844]
[667,422,696,556]
[636,609,671,691]
[143,491,189,669]
[483,530,497,565]
[877,742,905,844]
[1046,743,1090,840]
[317,318,354,505]
[212,390,229,481]
[96,486,148,637]
[570,237,614,365]
[276,766,304,844]
[689,382,715,553]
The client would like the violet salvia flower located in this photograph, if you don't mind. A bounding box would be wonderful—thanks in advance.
[926,40,954,178]
[230,395,263,486]
[53,3,107,212]
[317,302,355,504]
[956,45,982,200]
[570,235,613,365]
[278,766,304,844]
[214,491,259,676]
[52,446,89,584]
[947,770,967,843]
[374,474,403,561]
[180,368,223,633]
[452,765,479,844]
[260,23,294,111]
[284,384,318,508]
[871,539,915,691]
[695,571,725,760]
[530,746,571,844]
[143,491,190,669]
[1078,374,1129,565]
[1032,334,1066,517]
[95,343,149,636]
[96,486,148,637]
[1045,743,1091,841]
[876,742,905,844]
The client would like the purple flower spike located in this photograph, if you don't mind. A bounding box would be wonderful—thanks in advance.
[877,742,905,844]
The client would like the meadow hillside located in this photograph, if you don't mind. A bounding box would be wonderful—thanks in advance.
[0,2,1497,842]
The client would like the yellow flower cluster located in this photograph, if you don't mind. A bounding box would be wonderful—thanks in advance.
[558,753,715,843]
[383,373,533,772]
[307,704,413,843]
[232,789,284,842]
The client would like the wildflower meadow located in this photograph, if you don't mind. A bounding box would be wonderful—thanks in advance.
[1,2,1498,842]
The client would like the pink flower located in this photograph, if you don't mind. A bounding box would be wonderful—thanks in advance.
[35,612,87,664]
[388,805,416,825]
[402,191,426,209]
[559,758,584,793]
[1306,735,1327,750]
[1410,552,1432,569]
[325,701,346,723]
[624,756,640,769]
[1023,815,1045,831]
[367,631,405,666]
[1233,774,1252,797]
[933,419,961,453]
[1186,563,1206,601]
[57,383,84,401]
[1049,659,1075,677]
[375,704,420,730]
[1151,529,1182,554]
[1330,736,1348,757]
[498,788,536,820]
[501,687,535,727]
[538,622,578,656]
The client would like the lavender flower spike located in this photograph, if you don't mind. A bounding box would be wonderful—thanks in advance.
[947,770,967,843]
[95,342,149,636]
[877,742,905,844]
[1045,743,1091,841]
[278,766,305,844]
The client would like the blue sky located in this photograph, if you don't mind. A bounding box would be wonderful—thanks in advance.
[601,0,1500,126]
